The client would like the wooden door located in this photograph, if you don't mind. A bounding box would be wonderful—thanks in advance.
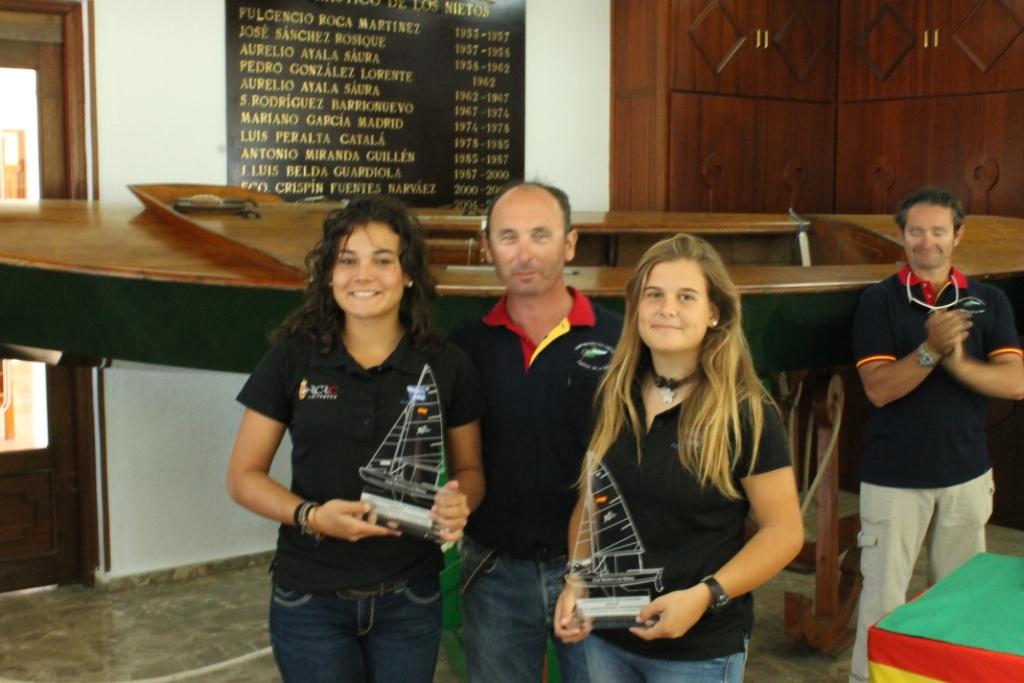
[937,0,1024,95]
[0,2,95,592]
[0,3,86,198]
[762,0,837,102]
[839,0,934,101]
[0,366,96,592]
[673,0,836,101]
[672,0,767,96]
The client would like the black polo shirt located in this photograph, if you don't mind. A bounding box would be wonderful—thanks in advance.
[852,271,1022,488]
[596,396,790,660]
[237,334,484,592]
[448,290,623,558]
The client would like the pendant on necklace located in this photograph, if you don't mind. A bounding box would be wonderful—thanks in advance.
[659,386,676,405]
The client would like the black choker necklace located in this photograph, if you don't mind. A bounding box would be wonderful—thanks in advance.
[651,371,698,404]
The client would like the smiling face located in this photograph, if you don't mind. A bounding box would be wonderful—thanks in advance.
[902,203,963,277]
[331,222,407,325]
[485,185,577,299]
[637,258,720,361]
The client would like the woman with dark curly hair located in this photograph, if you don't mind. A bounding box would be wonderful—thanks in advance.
[227,195,485,683]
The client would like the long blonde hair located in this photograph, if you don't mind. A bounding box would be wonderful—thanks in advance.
[585,233,769,499]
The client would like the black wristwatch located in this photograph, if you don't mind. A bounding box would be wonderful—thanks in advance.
[701,575,730,614]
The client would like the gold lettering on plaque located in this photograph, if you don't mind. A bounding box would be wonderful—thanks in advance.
[445,1,490,18]
[239,43,295,59]
[338,132,387,146]
[305,148,362,162]
[275,130,333,144]
[240,148,298,161]
[300,47,340,61]
[343,82,382,96]
[238,8,315,25]
[273,27,333,43]
[331,165,402,179]
[358,67,414,82]
[275,181,325,194]
[241,111,300,125]
[301,81,341,95]
[305,113,353,126]
[343,50,381,64]
[240,77,296,92]
[239,130,269,143]
[356,115,405,129]
[286,165,328,178]
[316,13,355,29]
[387,181,437,194]
[289,63,357,78]
[329,181,384,194]
[330,99,414,114]
[357,17,422,34]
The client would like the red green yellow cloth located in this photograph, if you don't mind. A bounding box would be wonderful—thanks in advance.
[868,553,1024,682]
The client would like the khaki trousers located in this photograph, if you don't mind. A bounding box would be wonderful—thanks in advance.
[848,469,993,683]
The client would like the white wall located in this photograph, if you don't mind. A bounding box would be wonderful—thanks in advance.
[102,364,291,576]
[92,0,610,578]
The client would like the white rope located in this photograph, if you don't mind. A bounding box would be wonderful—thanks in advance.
[0,646,272,683]
[799,398,843,516]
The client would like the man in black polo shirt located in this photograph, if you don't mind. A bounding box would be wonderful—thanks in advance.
[848,186,1024,683]
[450,181,621,682]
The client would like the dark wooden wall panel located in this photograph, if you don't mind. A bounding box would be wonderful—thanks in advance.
[669,94,834,213]
[612,96,668,210]
[759,98,835,212]
[669,93,760,212]
[836,92,1024,216]
[611,0,672,210]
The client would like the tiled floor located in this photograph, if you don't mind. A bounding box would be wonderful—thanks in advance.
[0,513,1020,682]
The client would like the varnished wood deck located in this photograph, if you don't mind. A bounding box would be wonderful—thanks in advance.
[2,185,1022,298]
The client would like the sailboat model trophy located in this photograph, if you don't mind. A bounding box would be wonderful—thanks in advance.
[566,459,664,628]
[359,364,446,541]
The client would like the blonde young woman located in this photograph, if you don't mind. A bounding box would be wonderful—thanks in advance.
[554,234,803,683]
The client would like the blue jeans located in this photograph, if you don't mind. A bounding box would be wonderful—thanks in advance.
[460,535,589,682]
[268,574,442,683]
[584,634,747,683]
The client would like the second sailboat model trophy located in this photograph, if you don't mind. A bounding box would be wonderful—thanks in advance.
[359,364,447,542]
[566,459,664,628]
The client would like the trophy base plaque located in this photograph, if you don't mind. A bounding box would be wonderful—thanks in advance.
[576,595,657,629]
[361,491,440,541]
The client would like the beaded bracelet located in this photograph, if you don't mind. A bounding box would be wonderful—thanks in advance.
[293,501,323,541]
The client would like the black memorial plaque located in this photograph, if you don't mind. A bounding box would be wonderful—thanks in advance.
[226,0,524,211]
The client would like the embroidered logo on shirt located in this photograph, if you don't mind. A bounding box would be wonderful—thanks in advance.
[298,378,338,400]
[953,296,987,316]
[574,342,614,370]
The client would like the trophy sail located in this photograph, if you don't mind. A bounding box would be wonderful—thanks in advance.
[359,364,445,540]
[568,460,663,628]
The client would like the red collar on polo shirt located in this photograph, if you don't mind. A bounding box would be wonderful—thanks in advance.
[483,287,595,370]
[898,264,967,306]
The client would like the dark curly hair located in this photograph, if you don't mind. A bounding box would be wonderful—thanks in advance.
[271,195,441,353]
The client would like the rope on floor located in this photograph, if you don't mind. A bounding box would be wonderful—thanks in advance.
[0,646,272,683]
